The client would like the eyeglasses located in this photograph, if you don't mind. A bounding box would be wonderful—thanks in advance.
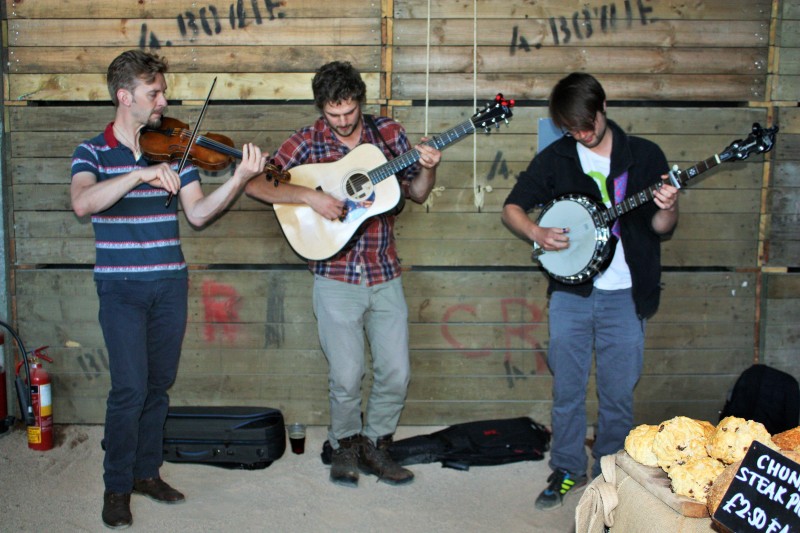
[561,115,598,138]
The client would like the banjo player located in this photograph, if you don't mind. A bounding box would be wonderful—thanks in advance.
[501,72,679,511]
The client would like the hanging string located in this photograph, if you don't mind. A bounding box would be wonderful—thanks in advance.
[422,0,444,209]
[472,0,487,210]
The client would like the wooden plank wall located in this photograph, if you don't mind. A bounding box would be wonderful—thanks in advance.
[2,0,797,428]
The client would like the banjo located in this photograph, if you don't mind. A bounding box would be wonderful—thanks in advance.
[531,123,779,285]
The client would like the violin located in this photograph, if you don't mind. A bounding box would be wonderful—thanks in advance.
[140,117,291,206]
[140,117,242,172]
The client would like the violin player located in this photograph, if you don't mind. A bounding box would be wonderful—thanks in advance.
[70,49,267,529]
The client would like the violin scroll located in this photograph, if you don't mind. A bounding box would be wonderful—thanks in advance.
[265,161,291,187]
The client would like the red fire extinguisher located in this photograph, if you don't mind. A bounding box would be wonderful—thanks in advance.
[16,346,53,451]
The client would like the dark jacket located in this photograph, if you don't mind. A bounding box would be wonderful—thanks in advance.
[504,119,671,319]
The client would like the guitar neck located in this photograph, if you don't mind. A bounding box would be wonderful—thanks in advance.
[603,153,723,223]
[369,119,476,184]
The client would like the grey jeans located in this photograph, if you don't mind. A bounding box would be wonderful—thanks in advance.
[313,275,411,447]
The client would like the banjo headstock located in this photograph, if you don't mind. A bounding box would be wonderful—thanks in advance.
[720,123,779,162]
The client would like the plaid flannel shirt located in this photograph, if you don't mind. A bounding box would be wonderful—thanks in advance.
[273,115,420,286]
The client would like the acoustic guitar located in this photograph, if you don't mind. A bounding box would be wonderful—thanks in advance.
[274,94,514,261]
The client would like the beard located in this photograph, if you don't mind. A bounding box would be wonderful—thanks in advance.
[330,114,361,139]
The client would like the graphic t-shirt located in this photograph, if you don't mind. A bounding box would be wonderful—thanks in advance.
[576,143,632,290]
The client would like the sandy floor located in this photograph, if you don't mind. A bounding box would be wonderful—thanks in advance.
[0,423,582,532]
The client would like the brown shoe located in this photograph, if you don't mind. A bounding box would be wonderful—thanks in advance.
[330,434,361,487]
[102,491,132,529]
[133,477,185,504]
[359,435,414,485]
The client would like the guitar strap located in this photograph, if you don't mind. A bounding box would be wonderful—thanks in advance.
[364,114,405,216]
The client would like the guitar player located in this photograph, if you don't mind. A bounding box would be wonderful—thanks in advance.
[501,73,679,511]
[245,61,441,487]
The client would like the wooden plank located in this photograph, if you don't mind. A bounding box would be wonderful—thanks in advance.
[12,234,760,268]
[779,20,800,47]
[7,18,381,47]
[393,0,772,21]
[7,46,382,75]
[6,104,358,132]
[764,243,800,267]
[771,162,800,188]
[396,187,762,214]
[393,19,772,47]
[776,107,800,134]
[391,73,767,102]
[8,72,380,102]
[765,273,800,299]
[393,46,767,75]
[12,126,521,161]
[4,0,378,19]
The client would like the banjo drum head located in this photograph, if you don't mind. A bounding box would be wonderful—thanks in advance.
[536,198,601,278]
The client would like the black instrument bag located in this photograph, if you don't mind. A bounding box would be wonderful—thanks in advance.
[163,406,286,469]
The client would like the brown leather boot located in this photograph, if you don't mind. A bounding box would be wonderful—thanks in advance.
[102,491,132,529]
[359,435,414,485]
[329,434,361,487]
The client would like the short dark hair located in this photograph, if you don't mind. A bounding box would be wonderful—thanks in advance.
[106,50,168,106]
[548,72,606,132]
[312,61,367,111]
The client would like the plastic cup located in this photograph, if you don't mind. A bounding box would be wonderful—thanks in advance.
[287,423,306,454]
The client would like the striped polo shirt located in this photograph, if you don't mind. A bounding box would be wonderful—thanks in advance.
[71,122,201,281]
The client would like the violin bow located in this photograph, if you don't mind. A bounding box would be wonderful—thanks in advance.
[164,77,217,207]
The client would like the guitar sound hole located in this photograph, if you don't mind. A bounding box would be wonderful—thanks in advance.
[345,173,372,200]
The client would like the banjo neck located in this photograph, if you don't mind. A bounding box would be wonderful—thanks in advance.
[600,154,723,225]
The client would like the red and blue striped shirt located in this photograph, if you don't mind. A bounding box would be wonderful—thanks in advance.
[71,123,200,280]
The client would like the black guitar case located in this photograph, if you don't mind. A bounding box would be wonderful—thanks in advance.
[163,406,286,470]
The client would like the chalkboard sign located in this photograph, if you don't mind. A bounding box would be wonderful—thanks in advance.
[713,440,800,532]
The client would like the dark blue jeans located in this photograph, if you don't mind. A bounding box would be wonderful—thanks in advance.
[97,278,188,493]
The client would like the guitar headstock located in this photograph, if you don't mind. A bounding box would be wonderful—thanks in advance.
[472,93,515,133]
[721,122,779,162]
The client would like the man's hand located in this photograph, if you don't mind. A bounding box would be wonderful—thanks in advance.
[139,162,181,195]
[307,189,346,221]
[232,143,268,184]
[533,226,571,252]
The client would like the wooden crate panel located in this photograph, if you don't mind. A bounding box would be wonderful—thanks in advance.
[393,46,766,75]
[8,72,380,102]
[13,268,758,424]
[391,73,767,102]
[2,0,793,427]
[393,0,771,21]
[7,18,380,47]
[7,46,382,75]
[393,19,771,47]
[3,0,376,19]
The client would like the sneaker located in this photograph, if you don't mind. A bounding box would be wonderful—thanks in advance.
[329,435,361,487]
[359,435,414,485]
[534,468,588,511]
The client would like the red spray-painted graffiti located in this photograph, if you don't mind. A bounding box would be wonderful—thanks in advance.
[202,280,241,343]
[440,298,549,386]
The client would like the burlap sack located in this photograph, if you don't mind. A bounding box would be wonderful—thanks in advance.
[575,454,719,533]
